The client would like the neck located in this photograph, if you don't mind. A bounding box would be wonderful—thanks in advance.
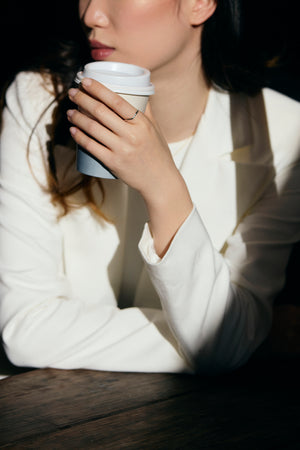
[148,57,210,143]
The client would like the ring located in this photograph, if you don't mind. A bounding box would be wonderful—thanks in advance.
[125,110,139,121]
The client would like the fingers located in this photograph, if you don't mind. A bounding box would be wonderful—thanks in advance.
[81,77,138,121]
[67,78,150,180]
[68,87,126,136]
[69,126,114,171]
[68,78,140,133]
[67,108,119,151]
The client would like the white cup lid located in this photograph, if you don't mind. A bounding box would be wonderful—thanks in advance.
[75,61,155,96]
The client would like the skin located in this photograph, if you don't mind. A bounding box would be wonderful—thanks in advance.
[68,0,216,257]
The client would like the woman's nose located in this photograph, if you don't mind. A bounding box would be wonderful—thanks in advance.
[81,0,109,29]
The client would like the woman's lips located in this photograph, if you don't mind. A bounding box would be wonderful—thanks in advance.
[89,40,115,60]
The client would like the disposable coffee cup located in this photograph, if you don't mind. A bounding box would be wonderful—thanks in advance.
[75,61,155,179]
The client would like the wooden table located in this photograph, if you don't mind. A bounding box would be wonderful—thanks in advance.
[0,359,299,449]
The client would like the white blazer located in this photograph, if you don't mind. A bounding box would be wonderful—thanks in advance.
[0,72,300,373]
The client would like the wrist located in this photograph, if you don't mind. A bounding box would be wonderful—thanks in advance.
[142,171,193,257]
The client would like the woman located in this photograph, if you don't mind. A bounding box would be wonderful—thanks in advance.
[0,0,299,374]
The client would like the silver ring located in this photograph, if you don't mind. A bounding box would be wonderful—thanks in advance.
[125,110,139,121]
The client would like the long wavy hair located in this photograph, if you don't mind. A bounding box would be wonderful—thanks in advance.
[1,0,269,218]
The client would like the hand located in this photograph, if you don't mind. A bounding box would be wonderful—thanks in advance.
[67,78,193,257]
[67,78,176,199]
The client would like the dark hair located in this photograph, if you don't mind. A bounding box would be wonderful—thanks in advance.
[38,38,108,219]
[1,0,269,217]
[202,0,264,94]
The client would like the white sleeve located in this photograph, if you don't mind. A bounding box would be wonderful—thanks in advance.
[0,74,190,373]
[139,157,300,373]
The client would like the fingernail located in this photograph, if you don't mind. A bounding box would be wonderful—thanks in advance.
[67,109,75,118]
[82,78,92,87]
[68,88,79,98]
[69,127,77,136]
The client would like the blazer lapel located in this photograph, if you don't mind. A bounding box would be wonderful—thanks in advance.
[181,89,276,252]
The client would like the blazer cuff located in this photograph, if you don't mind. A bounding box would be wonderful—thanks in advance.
[138,206,196,265]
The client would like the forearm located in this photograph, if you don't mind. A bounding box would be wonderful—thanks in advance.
[1,291,189,372]
[142,169,193,258]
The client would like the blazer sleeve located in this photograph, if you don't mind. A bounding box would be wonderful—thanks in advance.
[139,98,300,373]
[0,73,190,373]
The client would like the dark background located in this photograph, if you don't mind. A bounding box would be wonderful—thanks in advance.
[0,0,299,99]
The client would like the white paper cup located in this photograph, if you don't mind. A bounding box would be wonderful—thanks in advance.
[75,62,155,179]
